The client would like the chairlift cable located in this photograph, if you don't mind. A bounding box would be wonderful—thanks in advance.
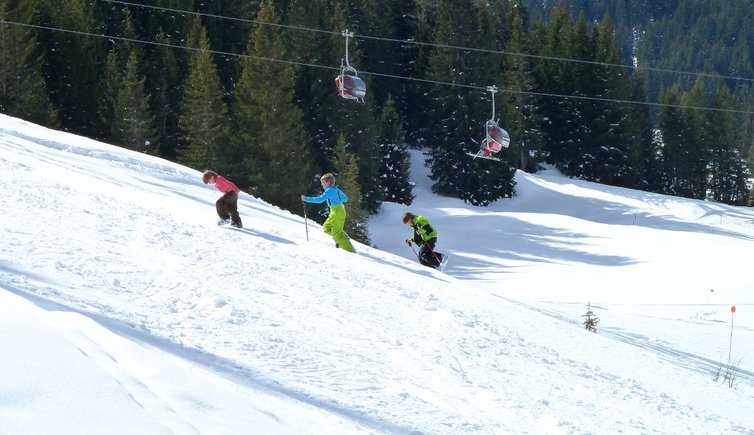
[2,18,754,116]
[99,0,754,85]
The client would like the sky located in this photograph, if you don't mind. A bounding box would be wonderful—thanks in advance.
[1,113,753,434]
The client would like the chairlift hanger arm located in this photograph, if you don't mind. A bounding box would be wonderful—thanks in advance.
[342,29,354,69]
[487,85,498,122]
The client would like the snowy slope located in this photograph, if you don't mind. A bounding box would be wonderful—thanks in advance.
[1,114,753,434]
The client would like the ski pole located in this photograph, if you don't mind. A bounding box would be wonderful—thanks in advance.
[408,243,420,259]
[302,200,309,241]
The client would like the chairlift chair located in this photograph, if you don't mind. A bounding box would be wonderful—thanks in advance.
[335,30,366,103]
[336,63,366,102]
[482,121,511,156]
[467,86,510,162]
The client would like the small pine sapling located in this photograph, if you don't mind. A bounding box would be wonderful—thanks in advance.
[583,302,599,333]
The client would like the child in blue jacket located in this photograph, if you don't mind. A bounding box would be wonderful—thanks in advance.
[301,173,355,252]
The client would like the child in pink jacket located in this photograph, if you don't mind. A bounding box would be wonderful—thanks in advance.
[202,170,243,228]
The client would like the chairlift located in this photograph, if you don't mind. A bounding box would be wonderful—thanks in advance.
[467,86,510,162]
[335,30,366,103]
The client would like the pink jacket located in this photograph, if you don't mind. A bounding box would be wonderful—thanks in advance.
[214,175,240,193]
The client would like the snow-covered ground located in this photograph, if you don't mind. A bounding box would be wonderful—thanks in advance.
[1,113,752,434]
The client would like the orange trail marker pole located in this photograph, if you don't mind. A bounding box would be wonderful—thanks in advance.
[727,305,736,369]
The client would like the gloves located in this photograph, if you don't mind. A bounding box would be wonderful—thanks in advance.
[405,239,412,246]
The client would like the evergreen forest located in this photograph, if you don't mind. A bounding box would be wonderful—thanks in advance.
[2,0,754,246]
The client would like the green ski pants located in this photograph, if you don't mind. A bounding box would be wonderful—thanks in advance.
[323,204,355,252]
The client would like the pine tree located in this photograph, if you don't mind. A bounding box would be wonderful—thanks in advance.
[147,31,182,160]
[110,50,155,152]
[127,3,195,160]
[36,0,103,136]
[0,0,55,125]
[360,0,418,117]
[658,85,693,197]
[101,50,120,138]
[177,18,229,171]
[658,82,711,200]
[117,0,194,46]
[377,96,414,205]
[532,6,580,173]
[626,70,663,192]
[403,1,436,146]
[334,134,370,245]
[97,10,154,152]
[98,6,134,140]
[681,79,712,200]
[328,0,383,213]
[731,85,754,180]
[579,14,633,187]
[583,302,599,333]
[195,0,258,94]
[232,0,312,211]
[500,1,544,172]
[426,0,516,206]
[635,0,754,104]
[563,13,600,177]
[286,0,339,174]
[707,84,750,205]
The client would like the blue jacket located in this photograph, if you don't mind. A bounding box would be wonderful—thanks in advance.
[303,186,348,206]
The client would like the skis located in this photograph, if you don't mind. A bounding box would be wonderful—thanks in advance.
[438,253,450,271]
[466,151,503,162]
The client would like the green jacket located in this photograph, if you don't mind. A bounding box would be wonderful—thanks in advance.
[411,215,438,245]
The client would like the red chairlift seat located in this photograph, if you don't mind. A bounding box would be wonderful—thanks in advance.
[335,72,366,101]
[482,122,510,155]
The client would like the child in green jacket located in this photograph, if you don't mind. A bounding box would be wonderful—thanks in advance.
[402,212,444,268]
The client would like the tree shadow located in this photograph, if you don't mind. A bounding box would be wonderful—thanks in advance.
[439,214,639,277]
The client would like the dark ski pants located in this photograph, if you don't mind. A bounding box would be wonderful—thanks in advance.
[216,190,242,227]
[418,237,442,268]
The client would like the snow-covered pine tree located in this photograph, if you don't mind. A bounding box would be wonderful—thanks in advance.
[425,0,515,206]
[500,1,544,173]
[377,96,414,206]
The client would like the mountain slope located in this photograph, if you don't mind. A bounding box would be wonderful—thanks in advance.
[1,114,753,434]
